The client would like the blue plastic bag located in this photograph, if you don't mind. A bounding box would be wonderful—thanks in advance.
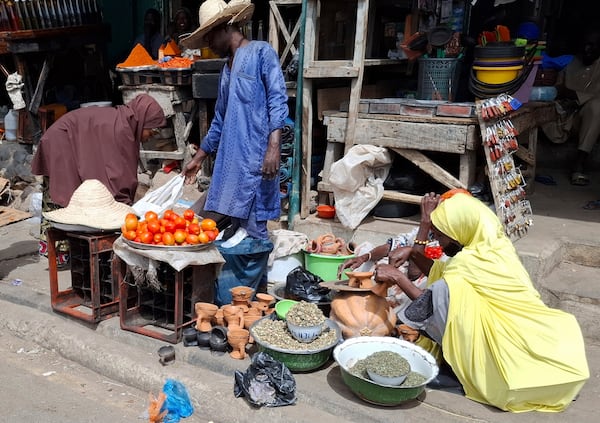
[161,379,194,423]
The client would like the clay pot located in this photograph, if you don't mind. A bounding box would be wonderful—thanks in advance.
[256,293,274,309]
[196,331,211,349]
[227,328,250,359]
[243,314,261,343]
[214,308,225,326]
[250,301,265,312]
[244,307,262,318]
[182,327,198,347]
[222,305,245,330]
[195,302,219,332]
[346,271,375,289]
[232,299,250,311]
[230,286,254,302]
[209,326,229,353]
[158,345,175,365]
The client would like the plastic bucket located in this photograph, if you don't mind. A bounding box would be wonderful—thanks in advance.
[304,252,354,281]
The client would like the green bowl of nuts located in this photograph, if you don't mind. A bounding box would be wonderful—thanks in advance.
[333,337,439,406]
[249,315,342,372]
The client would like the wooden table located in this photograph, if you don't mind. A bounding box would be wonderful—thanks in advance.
[314,101,556,212]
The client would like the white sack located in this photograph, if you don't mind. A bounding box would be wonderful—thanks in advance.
[328,145,392,229]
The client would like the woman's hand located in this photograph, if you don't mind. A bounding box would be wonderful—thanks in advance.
[421,192,441,224]
[373,263,402,285]
[388,246,412,267]
[337,254,369,279]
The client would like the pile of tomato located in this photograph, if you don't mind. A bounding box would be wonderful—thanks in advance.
[121,209,218,246]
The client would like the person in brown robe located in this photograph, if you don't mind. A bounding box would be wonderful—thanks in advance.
[31,94,166,261]
[32,93,166,207]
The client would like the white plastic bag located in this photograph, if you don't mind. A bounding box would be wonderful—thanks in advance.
[329,145,392,229]
[132,174,185,217]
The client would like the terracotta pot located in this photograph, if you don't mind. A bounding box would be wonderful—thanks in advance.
[195,302,218,332]
[256,293,274,309]
[232,299,250,311]
[346,271,375,289]
[245,307,262,318]
[227,328,250,359]
[222,305,244,330]
[243,314,261,343]
[214,308,225,326]
[230,286,254,302]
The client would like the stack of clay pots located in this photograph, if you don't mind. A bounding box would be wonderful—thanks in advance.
[183,287,275,360]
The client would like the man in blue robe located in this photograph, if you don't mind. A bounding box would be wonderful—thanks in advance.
[182,0,288,241]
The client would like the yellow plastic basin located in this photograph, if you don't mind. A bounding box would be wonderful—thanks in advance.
[472,65,523,84]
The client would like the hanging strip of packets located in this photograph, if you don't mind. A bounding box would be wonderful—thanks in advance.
[0,0,102,31]
[479,94,533,239]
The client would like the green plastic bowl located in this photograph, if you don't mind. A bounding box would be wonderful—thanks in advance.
[333,337,439,406]
[250,316,342,372]
[275,299,298,320]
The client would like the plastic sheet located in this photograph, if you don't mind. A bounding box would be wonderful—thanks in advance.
[234,352,297,407]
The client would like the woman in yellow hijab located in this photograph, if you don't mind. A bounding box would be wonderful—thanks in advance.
[375,193,589,412]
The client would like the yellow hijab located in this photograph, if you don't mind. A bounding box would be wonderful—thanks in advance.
[430,194,589,412]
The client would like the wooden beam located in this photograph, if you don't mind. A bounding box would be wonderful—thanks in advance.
[390,147,466,189]
[344,0,370,153]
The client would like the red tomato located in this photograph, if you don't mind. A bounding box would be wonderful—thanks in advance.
[144,211,158,222]
[174,216,187,230]
[174,229,187,244]
[186,233,199,244]
[183,208,195,221]
[200,218,217,231]
[187,223,201,235]
[147,220,161,234]
[140,232,154,244]
[198,232,210,244]
[162,232,175,246]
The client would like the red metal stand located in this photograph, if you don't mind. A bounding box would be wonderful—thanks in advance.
[115,255,217,344]
[47,228,119,323]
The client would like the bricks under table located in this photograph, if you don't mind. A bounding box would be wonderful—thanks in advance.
[47,228,120,323]
[114,255,217,344]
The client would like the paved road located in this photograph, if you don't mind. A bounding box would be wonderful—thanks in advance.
[0,327,151,422]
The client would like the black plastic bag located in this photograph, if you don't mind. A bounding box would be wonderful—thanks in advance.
[234,352,297,407]
[285,266,330,302]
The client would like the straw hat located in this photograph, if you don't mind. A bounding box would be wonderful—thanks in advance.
[43,179,135,230]
[180,0,254,49]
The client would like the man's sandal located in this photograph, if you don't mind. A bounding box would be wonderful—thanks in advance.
[583,200,600,210]
[571,172,590,186]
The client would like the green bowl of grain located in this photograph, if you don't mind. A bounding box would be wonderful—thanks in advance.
[250,315,342,372]
[333,337,439,406]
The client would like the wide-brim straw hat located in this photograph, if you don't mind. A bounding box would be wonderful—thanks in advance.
[43,179,134,230]
[180,0,255,49]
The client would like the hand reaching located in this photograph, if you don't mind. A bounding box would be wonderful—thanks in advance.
[421,192,441,224]
[388,246,412,267]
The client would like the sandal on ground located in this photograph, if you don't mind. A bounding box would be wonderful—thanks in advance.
[570,172,590,186]
[583,200,600,210]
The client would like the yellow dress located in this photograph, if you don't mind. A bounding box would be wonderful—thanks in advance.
[428,194,589,412]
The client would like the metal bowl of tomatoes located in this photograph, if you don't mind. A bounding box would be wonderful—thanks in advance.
[120,209,219,250]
